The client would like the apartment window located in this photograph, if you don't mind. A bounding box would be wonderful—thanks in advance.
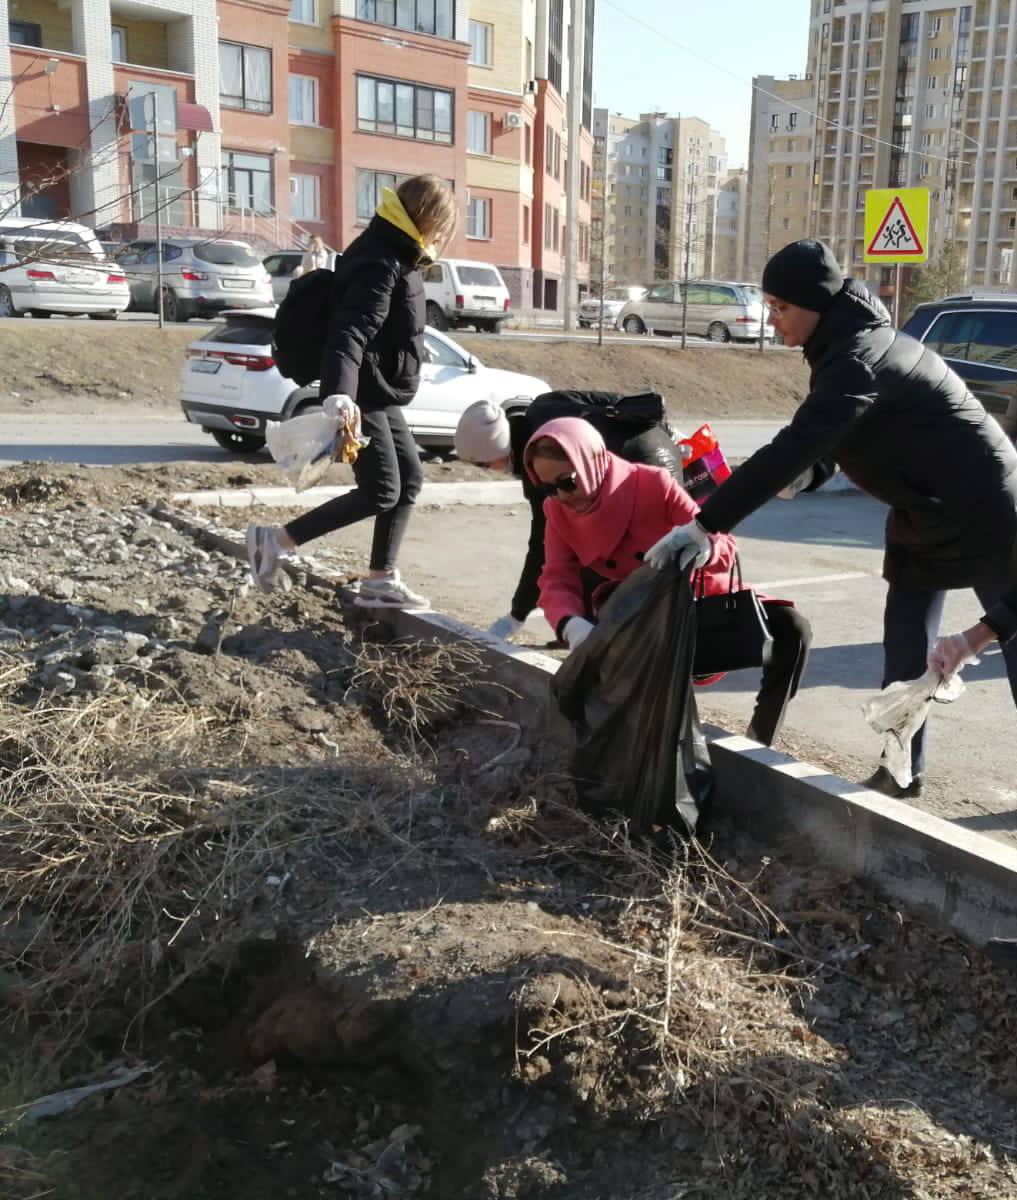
[467,196,491,239]
[524,124,531,164]
[222,150,273,213]
[929,45,941,61]
[929,16,943,35]
[927,75,938,91]
[788,111,798,129]
[901,13,919,41]
[468,19,493,66]
[289,76,319,125]
[356,169,411,220]
[111,25,127,61]
[467,111,491,154]
[784,191,792,203]
[920,161,931,178]
[8,20,41,46]
[219,42,272,114]
[290,173,321,220]
[545,128,561,178]
[787,138,794,153]
[921,132,934,148]
[356,0,453,39]
[290,0,315,22]
[357,75,453,143]
[923,103,936,119]
[785,164,794,178]
[522,204,530,243]
[782,217,791,230]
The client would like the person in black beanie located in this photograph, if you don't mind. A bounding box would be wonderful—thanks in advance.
[643,238,1017,800]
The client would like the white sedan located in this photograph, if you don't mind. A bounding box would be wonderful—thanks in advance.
[179,310,548,454]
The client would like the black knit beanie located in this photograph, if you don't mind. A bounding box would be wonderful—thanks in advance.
[761,239,844,313]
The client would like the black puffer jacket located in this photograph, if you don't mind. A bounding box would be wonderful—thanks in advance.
[698,281,1017,590]
[318,214,426,412]
[507,391,683,621]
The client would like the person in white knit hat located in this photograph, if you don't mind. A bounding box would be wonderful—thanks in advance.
[454,392,685,640]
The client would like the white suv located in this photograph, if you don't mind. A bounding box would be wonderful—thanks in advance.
[0,218,130,319]
[422,258,512,333]
[179,310,549,453]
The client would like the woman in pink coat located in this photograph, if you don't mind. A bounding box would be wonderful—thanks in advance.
[526,417,811,747]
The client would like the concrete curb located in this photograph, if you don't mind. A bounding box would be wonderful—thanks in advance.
[171,474,859,509]
[152,503,1016,947]
[170,480,525,509]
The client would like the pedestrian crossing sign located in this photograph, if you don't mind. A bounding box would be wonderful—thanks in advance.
[864,188,929,263]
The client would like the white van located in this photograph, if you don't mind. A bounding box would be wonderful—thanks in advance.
[422,258,511,334]
[0,217,130,319]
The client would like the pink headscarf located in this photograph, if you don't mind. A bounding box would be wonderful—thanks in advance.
[523,418,610,511]
[524,417,639,554]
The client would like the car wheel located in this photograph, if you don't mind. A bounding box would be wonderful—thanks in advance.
[426,301,448,331]
[29,309,53,318]
[88,312,118,321]
[162,289,187,323]
[211,429,266,454]
[707,321,731,343]
[0,286,21,318]
[622,315,646,335]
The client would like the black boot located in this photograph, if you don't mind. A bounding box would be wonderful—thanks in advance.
[862,765,924,800]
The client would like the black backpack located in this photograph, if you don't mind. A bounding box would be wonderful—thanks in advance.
[271,267,333,385]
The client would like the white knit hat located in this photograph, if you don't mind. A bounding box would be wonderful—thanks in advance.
[454,399,511,463]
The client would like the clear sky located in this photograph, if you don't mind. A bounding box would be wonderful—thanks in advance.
[592,0,811,170]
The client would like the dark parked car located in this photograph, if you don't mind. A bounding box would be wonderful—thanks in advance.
[903,295,1017,436]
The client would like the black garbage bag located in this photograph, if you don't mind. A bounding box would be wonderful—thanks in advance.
[551,561,712,836]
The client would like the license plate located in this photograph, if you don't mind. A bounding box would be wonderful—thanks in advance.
[474,296,495,307]
[224,278,254,290]
[192,359,221,374]
[67,271,95,284]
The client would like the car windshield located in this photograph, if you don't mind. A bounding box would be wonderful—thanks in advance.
[192,241,260,267]
[456,266,502,287]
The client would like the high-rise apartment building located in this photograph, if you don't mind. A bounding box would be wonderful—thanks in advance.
[714,167,747,280]
[1,0,593,309]
[593,108,727,286]
[807,0,1017,292]
[745,74,815,281]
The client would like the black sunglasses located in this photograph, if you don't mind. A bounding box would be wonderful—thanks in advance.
[541,472,579,498]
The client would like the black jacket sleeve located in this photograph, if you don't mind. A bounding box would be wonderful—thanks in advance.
[511,482,547,621]
[982,539,1017,643]
[697,352,877,533]
[319,256,401,401]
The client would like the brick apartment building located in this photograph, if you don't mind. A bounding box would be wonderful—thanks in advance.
[1,0,593,310]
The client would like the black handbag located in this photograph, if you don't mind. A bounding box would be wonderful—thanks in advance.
[693,556,773,676]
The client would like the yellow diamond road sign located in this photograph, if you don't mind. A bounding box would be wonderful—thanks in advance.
[864,188,929,264]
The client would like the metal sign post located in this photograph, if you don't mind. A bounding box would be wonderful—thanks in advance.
[151,92,164,329]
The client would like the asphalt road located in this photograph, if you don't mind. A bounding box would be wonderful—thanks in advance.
[0,413,788,468]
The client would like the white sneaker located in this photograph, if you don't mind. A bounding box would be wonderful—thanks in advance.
[354,571,430,610]
[246,525,290,592]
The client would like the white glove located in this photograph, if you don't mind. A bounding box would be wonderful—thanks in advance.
[488,614,523,640]
[777,466,816,501]
[644,520,712,571]
[322,394,356,423]
[563,616,595,650]
[928,632,980,680]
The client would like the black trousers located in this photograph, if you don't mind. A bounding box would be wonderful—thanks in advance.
[882,580,1017,774]
[284,406,423,572]
[745,602,812,746]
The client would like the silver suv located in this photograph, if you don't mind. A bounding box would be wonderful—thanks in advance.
[117,237,272,322]
[617,280,773,343]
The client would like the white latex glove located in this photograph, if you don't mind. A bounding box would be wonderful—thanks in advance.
[488,614,523,640]
[928,632,980,680]
[777,465,816,501]
[644,520,712,571]
[322,394,356,423]
[563,616,595,650]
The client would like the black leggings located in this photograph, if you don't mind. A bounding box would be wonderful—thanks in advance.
[284,406,423,572]
[745,603,812,746]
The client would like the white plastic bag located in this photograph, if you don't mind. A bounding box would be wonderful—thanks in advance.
[862,669,965,788]
[265,411,341,492]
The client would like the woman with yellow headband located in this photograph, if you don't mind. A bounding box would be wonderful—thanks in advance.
[247,175,457,609]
